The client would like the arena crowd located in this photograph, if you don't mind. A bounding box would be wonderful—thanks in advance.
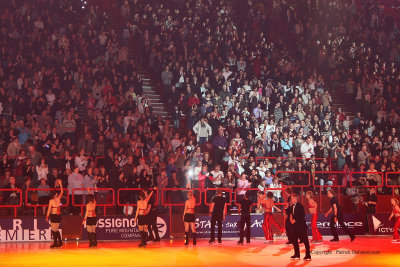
[0,0,400,215]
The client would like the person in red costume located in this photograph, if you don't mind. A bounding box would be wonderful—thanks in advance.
[389,198,400,243]
[258,191,285,243]
[306,191,323,243]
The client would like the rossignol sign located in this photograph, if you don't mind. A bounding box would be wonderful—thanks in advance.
[82,215,169,240]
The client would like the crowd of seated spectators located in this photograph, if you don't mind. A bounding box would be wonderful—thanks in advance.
[123,0,400,194]
[0,0,155,215]
[1,0,400,216]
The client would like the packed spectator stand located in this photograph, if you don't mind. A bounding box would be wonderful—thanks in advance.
[0,0,400,218]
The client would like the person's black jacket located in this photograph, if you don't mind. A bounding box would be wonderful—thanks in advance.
[109,164,122,189]
[139,176,154,189]
[240,126,254,139]
[171,109,181,121]
[117,177,130,189]
[3,184,21,203]
[291,202,308,231]
[314,145,324,158]
[97,175,110,188]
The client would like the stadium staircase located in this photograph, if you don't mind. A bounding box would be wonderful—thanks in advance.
[331,87,355,120]
[96,0,169,119]
[127,52,170,119]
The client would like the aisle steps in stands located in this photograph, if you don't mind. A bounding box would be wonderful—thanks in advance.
[330,85,355,120]
[97,0,169,119]
[141,77,169,118]
[129,52,169,118]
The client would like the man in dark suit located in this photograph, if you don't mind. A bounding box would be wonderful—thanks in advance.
[290,194,311,261]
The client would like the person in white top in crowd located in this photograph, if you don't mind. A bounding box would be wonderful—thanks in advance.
[210,164,224,188]
[75,149,88,172]
[300,136,315,158]
[257,161,268,178]
[222,66,232,81]
[393,137,400,153]
[36,158,49,182]
[193,117,212,145]
[268,177,284,203]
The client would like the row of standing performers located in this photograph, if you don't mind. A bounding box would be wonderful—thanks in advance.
[46,185,400,258]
